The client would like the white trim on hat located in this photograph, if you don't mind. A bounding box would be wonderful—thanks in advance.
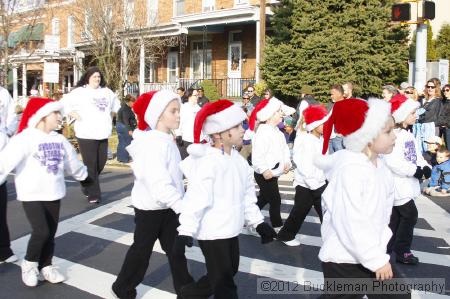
[203,104,247,135]
[145,90,181,130]
[28,101,63,129]
[305,114,330,132]
[256,98,282,122]
[392,99,420,123]
[344,98,391,152]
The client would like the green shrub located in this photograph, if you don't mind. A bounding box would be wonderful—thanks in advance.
[200,80,221,102]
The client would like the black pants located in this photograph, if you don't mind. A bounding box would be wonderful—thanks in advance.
[254,172,283,228]
[321,262,410,299]
[178,140,192,160]
[387,200,418,256]
[77,138,108,199]
[0,182,14,260]
[22,200,60,270]
[277,184,325,241]
[112,208,193,299]
[198,237,240,299]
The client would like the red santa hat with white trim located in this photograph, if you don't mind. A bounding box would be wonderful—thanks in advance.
[248,97,295,131]
[17,97,62,133]
[192,99,247,144]
[132,90,181,131]
[321,98,391,154]
[389,94,420,124]
[303,105,329,132]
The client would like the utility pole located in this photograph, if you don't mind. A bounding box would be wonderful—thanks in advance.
[259,0,265,81]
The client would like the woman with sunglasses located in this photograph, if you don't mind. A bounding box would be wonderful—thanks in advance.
[416,78,443,152]
[438,84,450,150]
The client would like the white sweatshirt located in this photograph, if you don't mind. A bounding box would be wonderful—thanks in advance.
[61,86,120,140]
[252,124,291,176]
[315,150,394,272]
[177,102,201,143]
[178,145,264,240]
[0,128,88,201]
[383,128,429,206]
[293,132,326,190]
[0,87,18,136]
[127,129,183,213]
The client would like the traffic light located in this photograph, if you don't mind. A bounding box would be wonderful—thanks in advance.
[392,3,411,22]
[423,0,435,20]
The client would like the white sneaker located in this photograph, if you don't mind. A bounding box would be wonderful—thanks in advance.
[283,238,301,247]
[41,265,65,283]
[0,254,18,264]
[21,260,39,287]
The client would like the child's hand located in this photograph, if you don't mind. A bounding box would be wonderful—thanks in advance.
[263,170,273,180]
[283,163,290,174]
[375,262,393,281]
[68,111,81,121]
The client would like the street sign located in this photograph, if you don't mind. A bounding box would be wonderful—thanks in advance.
[43,62,59,83]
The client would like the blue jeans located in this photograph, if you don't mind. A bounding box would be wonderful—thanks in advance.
[116,122,132,162]
[328,136,344,154]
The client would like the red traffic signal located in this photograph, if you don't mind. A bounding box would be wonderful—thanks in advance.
[423,0,435,20]
[392,3,411,22]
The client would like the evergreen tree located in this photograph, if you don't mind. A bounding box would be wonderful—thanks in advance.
[261,0,410,101]
[436,24,450,73]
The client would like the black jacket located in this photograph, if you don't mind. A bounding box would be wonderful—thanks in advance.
[419,97,442,124]
[117,104,137,131]
[437,99,450,128]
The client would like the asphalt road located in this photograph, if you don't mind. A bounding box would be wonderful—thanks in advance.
[1,167,449,299]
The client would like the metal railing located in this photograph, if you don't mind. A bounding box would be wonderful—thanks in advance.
[143,78,256,98]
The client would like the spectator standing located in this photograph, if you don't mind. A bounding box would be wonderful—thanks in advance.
[242,93,254,114]
[382,84,398,102]
[294,85,317,131]
[177,87,187,103]
[342,82,354,99]
[116,94,137,163]
[61,66,120,204]
[328,84,346,153]
[416,78,442,152]
[247,86,261,106]
[438,84,450,150]
[196,86,209,108]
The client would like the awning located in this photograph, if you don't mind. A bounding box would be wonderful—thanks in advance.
[7,23,44,48]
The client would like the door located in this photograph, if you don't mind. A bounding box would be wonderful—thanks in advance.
[227,42,242,96]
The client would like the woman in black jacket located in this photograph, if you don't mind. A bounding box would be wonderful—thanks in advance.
[116,95,136,163]
[439,84,450,150]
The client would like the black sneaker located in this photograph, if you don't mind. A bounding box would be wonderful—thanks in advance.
[396,252,419,265]
[88,197,100,204]
[180,276,213,298]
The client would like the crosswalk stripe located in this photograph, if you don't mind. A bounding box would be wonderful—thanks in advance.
[415,195,450,245]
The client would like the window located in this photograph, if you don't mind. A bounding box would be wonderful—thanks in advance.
[167,52,178,83]
[147,0,158,25]
[51,18,60,35]
[67,16,74,47]
[229,31,242,42]
[174,0,184,16]
[124,0,135,28]
[83,9,92,39]
[202,0,215,12]
[191,41,212,79]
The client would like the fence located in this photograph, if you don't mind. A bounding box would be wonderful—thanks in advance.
[142,78,256,98]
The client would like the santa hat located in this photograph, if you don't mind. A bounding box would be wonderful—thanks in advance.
[303,105,329,132]
[248,97,294,131]
[193,100,247,143]
[389,94,420,123]
[132,91,157,131]
[321,98,391,154]
[17,97,62,133]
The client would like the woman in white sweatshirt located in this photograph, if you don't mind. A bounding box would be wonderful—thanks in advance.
[250,98,292,229]
[112,90,194,299]
[315,98,402,297]
[384,94,431,265]
[0,97,88,287]
[174,100,277,299]
[61,66,120,203]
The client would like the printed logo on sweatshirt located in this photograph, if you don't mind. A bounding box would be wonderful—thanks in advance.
[33,142,64,175]
[404,140,417,165]
[92,97,109,112]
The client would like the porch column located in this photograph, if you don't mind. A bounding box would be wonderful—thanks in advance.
[255,20,261,83]
[22,63,27,97]
[121,40,128,82]
[139,40,145,95]
[73,56,79,87]
[12,65,18,101]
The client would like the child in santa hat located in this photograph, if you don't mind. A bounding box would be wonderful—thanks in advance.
[173,100,277,299]
[112,90,194,299]
[0,97,89,287]
[249,98,294,230]
[384,94,431,265]
[315,98,403,297]
[277,105,328,246]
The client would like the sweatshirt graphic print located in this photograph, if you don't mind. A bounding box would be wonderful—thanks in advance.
[34,142,64,174]
[404,140,417,165]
